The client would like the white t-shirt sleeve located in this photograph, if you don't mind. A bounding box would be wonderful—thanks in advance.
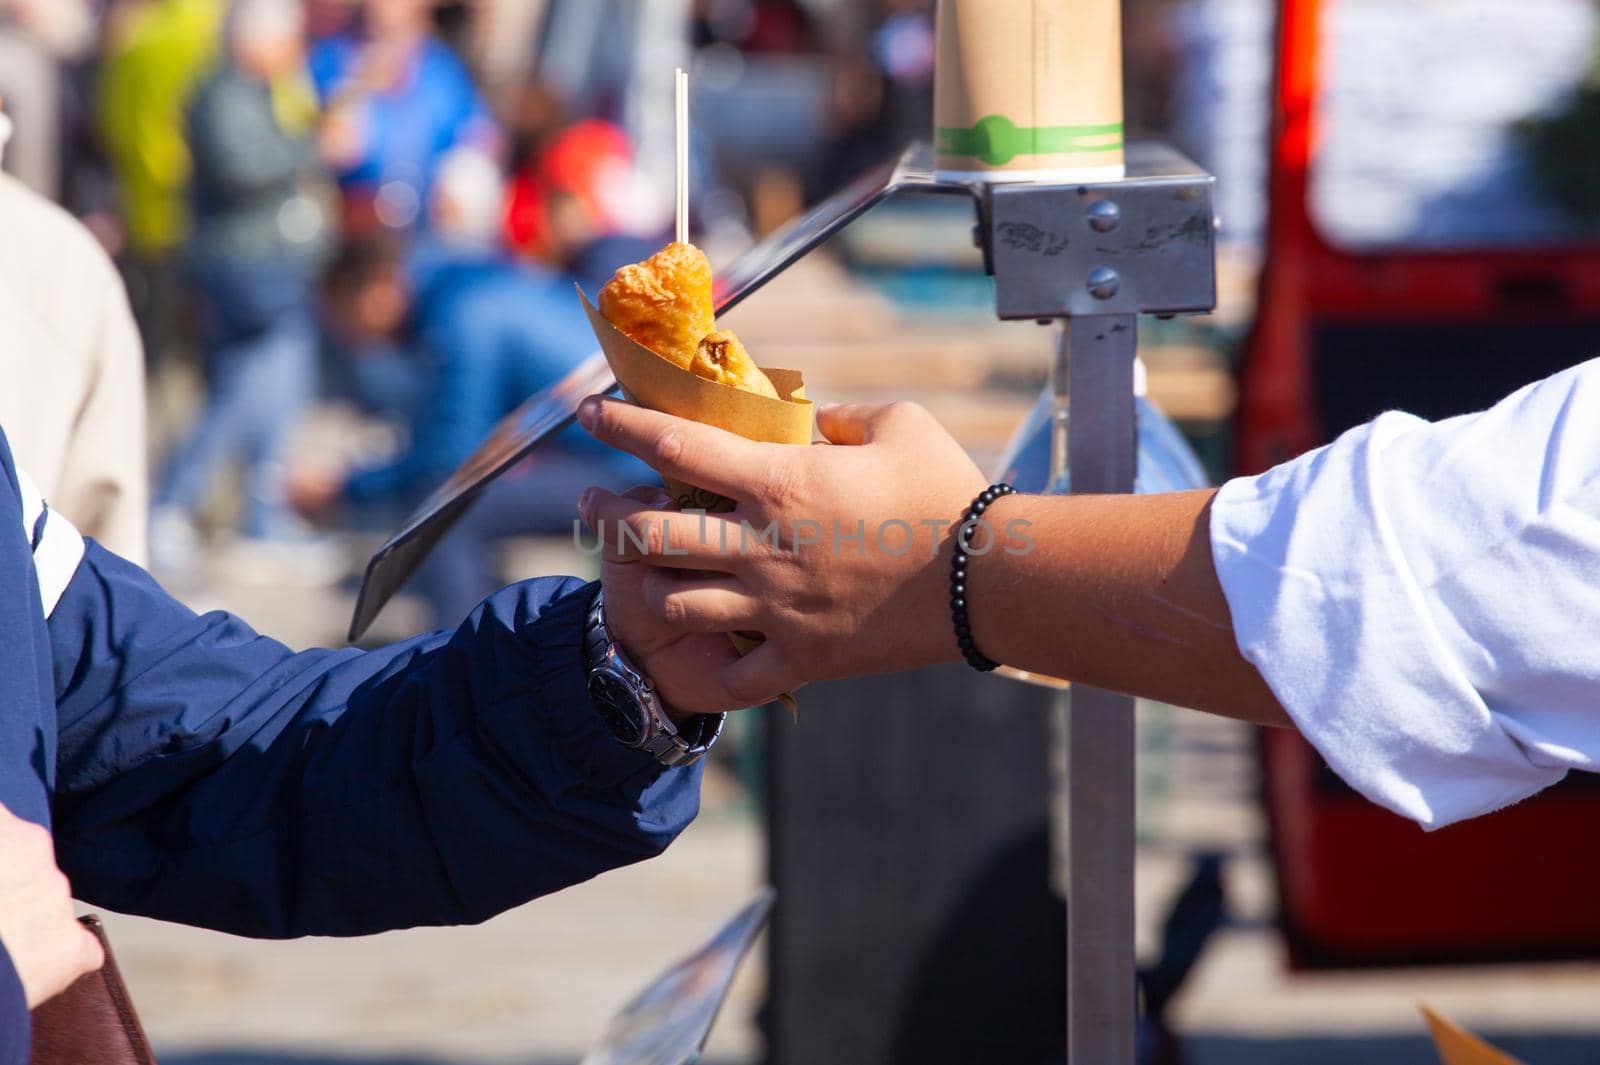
[1210,358,1600,829]
[15,465,85,619]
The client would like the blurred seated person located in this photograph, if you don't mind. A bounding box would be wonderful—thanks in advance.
[310,216,650,629]
[310,0,499,232]
[151,0,338,578]
[505,118,657,293]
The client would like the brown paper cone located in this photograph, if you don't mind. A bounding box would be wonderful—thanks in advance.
[934,0,1125,182]
[580,285,807,716]
[1420,1007,1525,1065]
[580,288,812,508]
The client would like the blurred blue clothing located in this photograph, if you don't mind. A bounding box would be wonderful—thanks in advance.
[154,58,329,543]
[309,34,495,211]
[343,255,633,507]
[335,335,425,423]
[0,424,698,1056]
[338,252,653,628]
[155,263,317,540]
[571,233,661,295]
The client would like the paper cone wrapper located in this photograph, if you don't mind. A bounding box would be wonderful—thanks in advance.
[579,287,812,510]
[580,285,809,715]
[934,0,1125,182]
[1420,1007,1525,1065]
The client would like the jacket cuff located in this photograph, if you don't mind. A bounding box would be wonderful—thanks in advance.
[506,579,672,792]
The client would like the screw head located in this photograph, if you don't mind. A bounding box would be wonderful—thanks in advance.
[1086,200,1120,233]
[1086,266,1120,300]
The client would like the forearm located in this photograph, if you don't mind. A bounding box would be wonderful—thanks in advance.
[966,490,1290,727]
[577,397,1295,719]
[51,550,698,937]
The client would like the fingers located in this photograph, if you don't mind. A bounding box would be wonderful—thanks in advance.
[0,807,103,1008]
[721,640,799,708]
[578,397,781,503]
[645,633,749,716]
[814,401,929,446]
[70,922,105,981]
[642,569,764,632]
[620,484,672,505]
[581,487,743,570]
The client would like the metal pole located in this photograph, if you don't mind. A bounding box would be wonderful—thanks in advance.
[1063,314,1139,1063]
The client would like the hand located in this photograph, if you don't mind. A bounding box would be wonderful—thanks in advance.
[595,487,744,718]
[578,398,990,706]
[317,102,367,169]
[288,466,343,520]
[0,804,103,1008]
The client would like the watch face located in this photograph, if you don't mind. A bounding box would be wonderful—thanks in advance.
[589,670,650,748]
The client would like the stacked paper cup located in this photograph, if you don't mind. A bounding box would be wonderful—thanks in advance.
[934,0,1126,183]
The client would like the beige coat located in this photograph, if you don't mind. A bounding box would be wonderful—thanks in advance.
[0,171,148,563]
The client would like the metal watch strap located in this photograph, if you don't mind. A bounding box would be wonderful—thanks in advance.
[584,590,724,766]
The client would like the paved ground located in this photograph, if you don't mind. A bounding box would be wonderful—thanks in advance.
[1133,706,1600,1065]
[102,810,764,1064]
[112,252,1600,1064]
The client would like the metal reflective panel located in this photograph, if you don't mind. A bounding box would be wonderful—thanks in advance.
[347,352,617,640]
[350,145,963,641]
[990,382,1209,498]
[580,889,774,1065]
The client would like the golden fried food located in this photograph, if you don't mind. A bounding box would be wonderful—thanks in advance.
[600,241,783,401]
[597,241,714,370]
[692,330,780,400]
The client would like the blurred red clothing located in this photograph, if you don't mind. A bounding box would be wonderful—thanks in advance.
[742,0,815,53]
[505,119,633,260]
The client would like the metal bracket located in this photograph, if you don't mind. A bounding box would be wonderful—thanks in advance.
[982,142,1218,321]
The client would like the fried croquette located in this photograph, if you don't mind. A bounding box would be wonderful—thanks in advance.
[692,330,780,399]
[597,242,714,370]
[600,241,782,400]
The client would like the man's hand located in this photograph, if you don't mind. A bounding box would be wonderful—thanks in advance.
[591,487,745,718]
[0,805,103,1008]
[578,399,988,707]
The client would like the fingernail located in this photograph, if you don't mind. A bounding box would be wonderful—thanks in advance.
[579,487,594,517]
[577,396,601,431]
[817,403,840,416]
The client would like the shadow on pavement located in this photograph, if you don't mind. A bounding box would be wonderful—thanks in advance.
[1186,1033,1600,1064]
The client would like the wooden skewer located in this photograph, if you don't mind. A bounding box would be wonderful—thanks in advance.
[675,67,689,245]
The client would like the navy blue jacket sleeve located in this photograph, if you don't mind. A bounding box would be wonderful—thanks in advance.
[0,939,27,1065]
[46,544,701,938]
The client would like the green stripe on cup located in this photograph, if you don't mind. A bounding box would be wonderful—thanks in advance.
[937,115,1124,167]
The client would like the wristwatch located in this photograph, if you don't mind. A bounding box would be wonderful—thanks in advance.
[583,590,724,767]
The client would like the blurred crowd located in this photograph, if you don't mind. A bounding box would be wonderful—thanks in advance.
[0,0,937,629]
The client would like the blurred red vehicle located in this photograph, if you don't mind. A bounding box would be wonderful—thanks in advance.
[1238,0,1600,968]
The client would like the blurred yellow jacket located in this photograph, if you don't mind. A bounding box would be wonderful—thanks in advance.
[96,0,223,254]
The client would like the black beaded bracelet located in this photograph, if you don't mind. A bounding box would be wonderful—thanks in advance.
[950,482,1016,672]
